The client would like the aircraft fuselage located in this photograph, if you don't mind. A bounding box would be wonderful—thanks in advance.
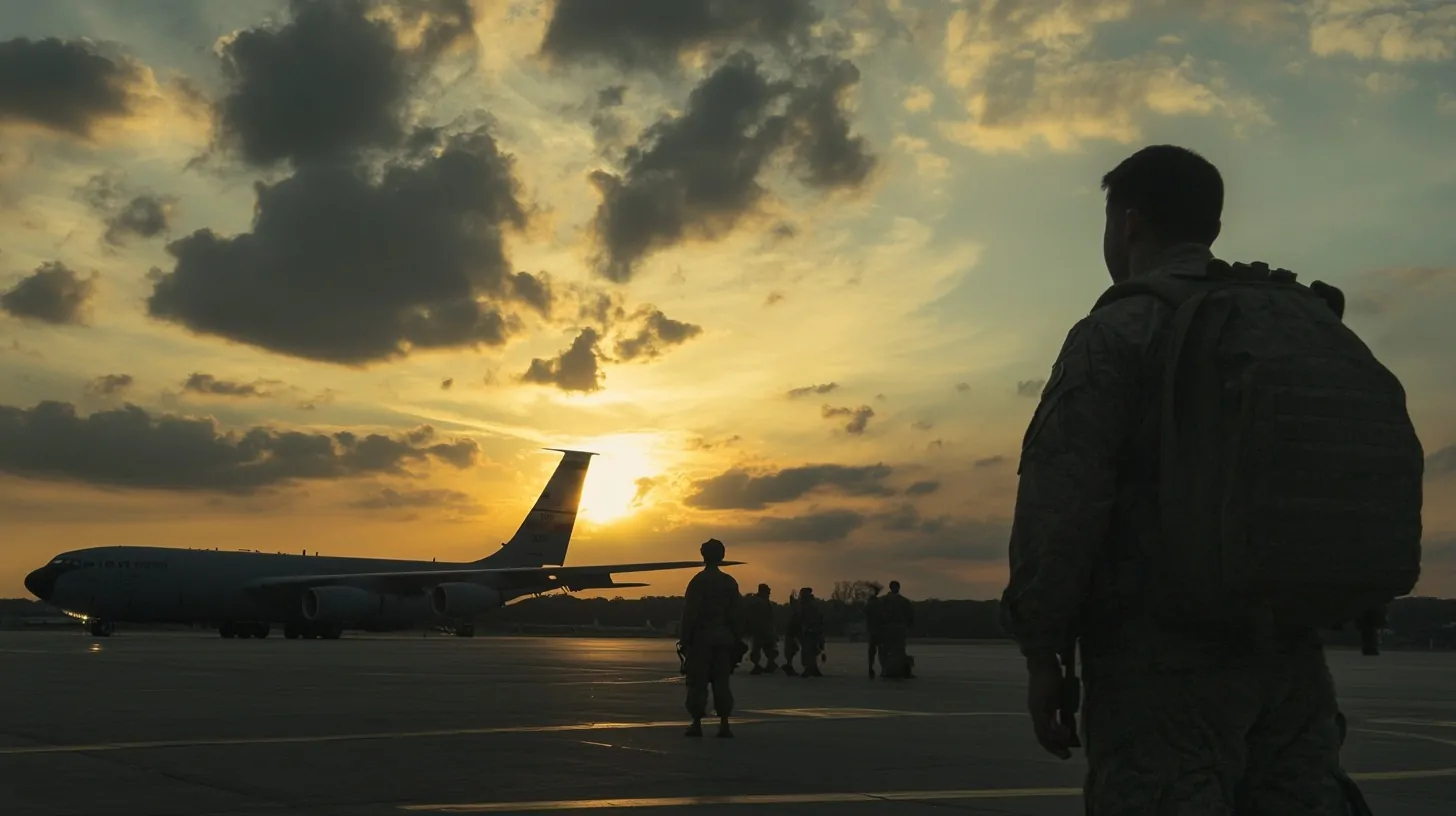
[26,545,471,630]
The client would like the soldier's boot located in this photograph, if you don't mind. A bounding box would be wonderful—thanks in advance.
[685,719,703,737]
[716,717,733,739]
[783,664,798,677]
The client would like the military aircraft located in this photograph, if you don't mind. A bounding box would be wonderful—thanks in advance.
[24,449,733,639]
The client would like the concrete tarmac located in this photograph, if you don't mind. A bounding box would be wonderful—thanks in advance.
[1,631,1453,815]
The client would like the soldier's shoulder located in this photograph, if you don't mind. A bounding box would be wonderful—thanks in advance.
[1081,285,1175,347]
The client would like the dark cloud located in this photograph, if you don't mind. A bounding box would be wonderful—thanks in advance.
[105,195,175,245]
[540,0,821,73]
[1,262,96,325]
[0,401,478,493]
[893,517,1011,563]
[750,509,865,543]
[1017,379,1046,398]
[87,374,134,396]
[351,486,474,510]
[906,480,940,496]
[686,462,894,510]
[782,56,876,190]
[520,328,603,393]
[79,172,177,245]
[182,373,279,398]
[0,37,145,138]
[588,51,874,282]
[912,420,934,431]
[688,434,741,451]
[612,306,703,361]
[148,127,536,365]
[822,404,874,434]
[788,382,838,398]
[955,382,971,393]
[214,0,476,167]
[1428,444,1456,476]
[765,291,785,306]
[974,455,1007,468]
[632,476,657,506]
[440,378,454,390]
[876,503,948,534]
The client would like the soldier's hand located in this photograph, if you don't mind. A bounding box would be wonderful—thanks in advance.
[1026,658,1073,760]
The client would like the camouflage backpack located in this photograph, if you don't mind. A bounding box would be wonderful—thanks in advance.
[1092,259,1424,633]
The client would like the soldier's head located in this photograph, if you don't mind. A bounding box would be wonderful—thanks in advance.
[1100,145,1223,284]
[756,583,771,598]
[888,580,901,594]
[800,586,814,598]
[700,538,726,565]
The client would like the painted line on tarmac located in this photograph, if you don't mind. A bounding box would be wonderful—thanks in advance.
[1367,718,1456,729]
[397,787,1084,812]
[0,709,1009,756]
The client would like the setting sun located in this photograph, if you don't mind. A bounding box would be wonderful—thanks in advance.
[573,434,664,525]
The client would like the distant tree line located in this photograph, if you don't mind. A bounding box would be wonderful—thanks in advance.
[7,591,1456,647]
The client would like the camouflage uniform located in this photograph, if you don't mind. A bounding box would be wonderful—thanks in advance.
[782,593,801,676]
[743,586,779,673]
[864,590,884,677]
[878,587,915,678]
[680,563,742,724]
[1001,243,1346,814]
[796,589,825,677]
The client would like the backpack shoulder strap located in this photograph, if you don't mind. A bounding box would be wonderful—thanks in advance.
[1091,273,1205,314]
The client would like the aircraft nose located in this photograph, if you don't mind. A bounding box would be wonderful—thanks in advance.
[24,566,56,601]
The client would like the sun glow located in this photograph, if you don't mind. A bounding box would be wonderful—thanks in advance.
[574,434,664,525]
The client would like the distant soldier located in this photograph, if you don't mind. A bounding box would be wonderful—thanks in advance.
[864,582,885,679]
[679,538,741,738]
[879,580,915,679]
[796,587,825,678]
[743,583,779,674]
[781,589,801,676]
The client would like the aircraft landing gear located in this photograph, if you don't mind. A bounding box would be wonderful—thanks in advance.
[219,622,271,639]
[88,620,115,637]
[281,622,343,640]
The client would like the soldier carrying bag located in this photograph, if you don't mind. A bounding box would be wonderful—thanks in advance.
[1092,259,1424,639]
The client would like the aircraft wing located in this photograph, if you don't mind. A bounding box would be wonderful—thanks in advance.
[244,560,742,596]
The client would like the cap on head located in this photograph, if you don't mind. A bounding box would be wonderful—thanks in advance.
[757,583,770,594]
[800,586,813,596]
[700,538,726,564]
[889,580,900,592]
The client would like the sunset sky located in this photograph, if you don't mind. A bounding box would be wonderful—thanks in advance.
[2,0,1454,601]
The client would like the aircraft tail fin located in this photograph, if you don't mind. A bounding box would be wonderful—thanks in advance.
[477,449,595,568]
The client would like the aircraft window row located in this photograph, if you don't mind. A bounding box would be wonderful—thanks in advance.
[49,557,167,570]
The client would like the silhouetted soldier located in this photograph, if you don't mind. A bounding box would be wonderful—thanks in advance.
[781,589,801,676]
[1001,145,1422,813]
[796,587,825,677]
[743,583,779,674]
[679,538,741,738]
[864,582,884,679]
[879,580,915,679]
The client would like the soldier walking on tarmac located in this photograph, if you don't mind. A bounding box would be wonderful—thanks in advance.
[782,589,801,676]
[796,587,825,678]
[679,538,741,738]
[743,583,779,674]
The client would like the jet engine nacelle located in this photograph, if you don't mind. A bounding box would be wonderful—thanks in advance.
[431,583,504,618]
[303,585,381,623]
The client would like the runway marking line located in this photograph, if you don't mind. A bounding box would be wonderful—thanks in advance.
[0,710,1008,756]
[395,726,1456,813]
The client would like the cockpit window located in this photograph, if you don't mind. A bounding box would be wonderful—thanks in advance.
[50,557,84,567]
